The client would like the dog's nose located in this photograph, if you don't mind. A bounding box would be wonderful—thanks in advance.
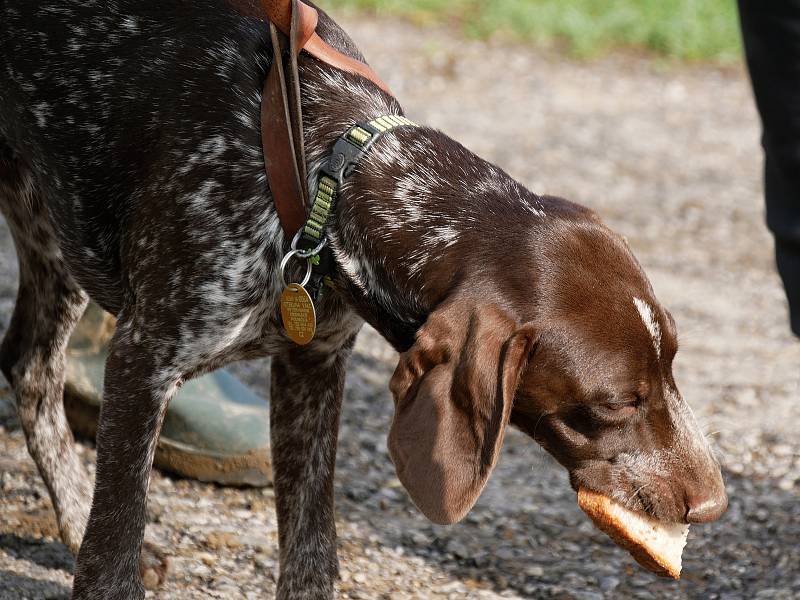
[685,489,728,523]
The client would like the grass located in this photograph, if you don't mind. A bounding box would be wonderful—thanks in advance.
[324,0,742,62]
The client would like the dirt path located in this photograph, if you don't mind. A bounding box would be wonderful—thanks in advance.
[1,13,798,600]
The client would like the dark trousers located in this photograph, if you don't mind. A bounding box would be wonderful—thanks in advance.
[739,1,800,336]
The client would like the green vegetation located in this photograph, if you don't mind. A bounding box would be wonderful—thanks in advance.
[325,0,742,62]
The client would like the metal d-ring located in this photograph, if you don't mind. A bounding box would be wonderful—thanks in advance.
[280,249,313,288]
[290,229,328,259]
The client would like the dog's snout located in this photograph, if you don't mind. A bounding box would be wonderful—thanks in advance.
[685,488,728,523]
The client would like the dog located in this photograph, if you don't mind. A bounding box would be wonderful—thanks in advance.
[0,1,727,598]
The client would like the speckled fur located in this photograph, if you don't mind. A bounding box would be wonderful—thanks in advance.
[0,1,724,598]
[0,2,425,597]
[0,167,91,554]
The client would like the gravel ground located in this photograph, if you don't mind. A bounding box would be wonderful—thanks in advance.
[2,13,800,600]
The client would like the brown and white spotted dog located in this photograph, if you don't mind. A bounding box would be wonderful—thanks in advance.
[0,1,727,598]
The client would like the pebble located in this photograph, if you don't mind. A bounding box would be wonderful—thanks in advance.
[599,576,620,592]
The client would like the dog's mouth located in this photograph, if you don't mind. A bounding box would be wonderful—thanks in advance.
[510,393,728,525]
[569,475,681,524]
[568,458,727,525]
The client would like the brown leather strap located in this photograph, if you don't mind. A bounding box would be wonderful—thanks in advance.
[287,0,308,197]
[260,0,317,45]
[303,31,391,93]
[228,0,392,92]
[259,0,391,94]
[232,0,394,237]
[261,10,308,236]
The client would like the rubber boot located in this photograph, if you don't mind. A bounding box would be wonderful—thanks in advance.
[64,303,271,486]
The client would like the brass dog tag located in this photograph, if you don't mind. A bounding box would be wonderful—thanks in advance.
[280,284,316,345]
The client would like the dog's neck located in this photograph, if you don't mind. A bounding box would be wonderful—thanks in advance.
[292,15,573,349]
[300,66,549,349]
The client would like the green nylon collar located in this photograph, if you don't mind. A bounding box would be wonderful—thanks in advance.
[298,114,418,251]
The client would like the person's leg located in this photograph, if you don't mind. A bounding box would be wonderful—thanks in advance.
[739,1,800,335]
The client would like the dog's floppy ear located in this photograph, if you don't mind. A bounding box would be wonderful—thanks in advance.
[388,301,537,525]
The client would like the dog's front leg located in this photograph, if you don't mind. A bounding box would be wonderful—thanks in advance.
[270,337,356,600]
[71,315,179,600]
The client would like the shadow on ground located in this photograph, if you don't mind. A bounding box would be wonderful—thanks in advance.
[0,571,69,600]
[0,534,74,573]
[348,469,799,599]
[0,535,72,599]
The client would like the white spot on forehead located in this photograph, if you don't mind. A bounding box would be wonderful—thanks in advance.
[633,297,661,358]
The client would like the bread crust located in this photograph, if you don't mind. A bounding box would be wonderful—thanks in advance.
[578,489,686,579]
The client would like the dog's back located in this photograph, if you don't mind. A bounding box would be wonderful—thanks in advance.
[0,0,275,312]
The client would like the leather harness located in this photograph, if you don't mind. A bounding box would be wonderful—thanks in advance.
[228,1,417,344]
[230,0,391,238]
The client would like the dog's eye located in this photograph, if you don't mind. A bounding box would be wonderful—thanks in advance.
[603,399,638,410]
[599,395,641,418]
[602,403,635,414]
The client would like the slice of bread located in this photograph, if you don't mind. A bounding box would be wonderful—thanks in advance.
[577,489,689,579]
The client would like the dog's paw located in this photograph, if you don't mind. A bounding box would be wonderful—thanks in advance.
[139,540,170,589]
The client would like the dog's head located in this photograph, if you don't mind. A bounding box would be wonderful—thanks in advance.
[387,208,726,527]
